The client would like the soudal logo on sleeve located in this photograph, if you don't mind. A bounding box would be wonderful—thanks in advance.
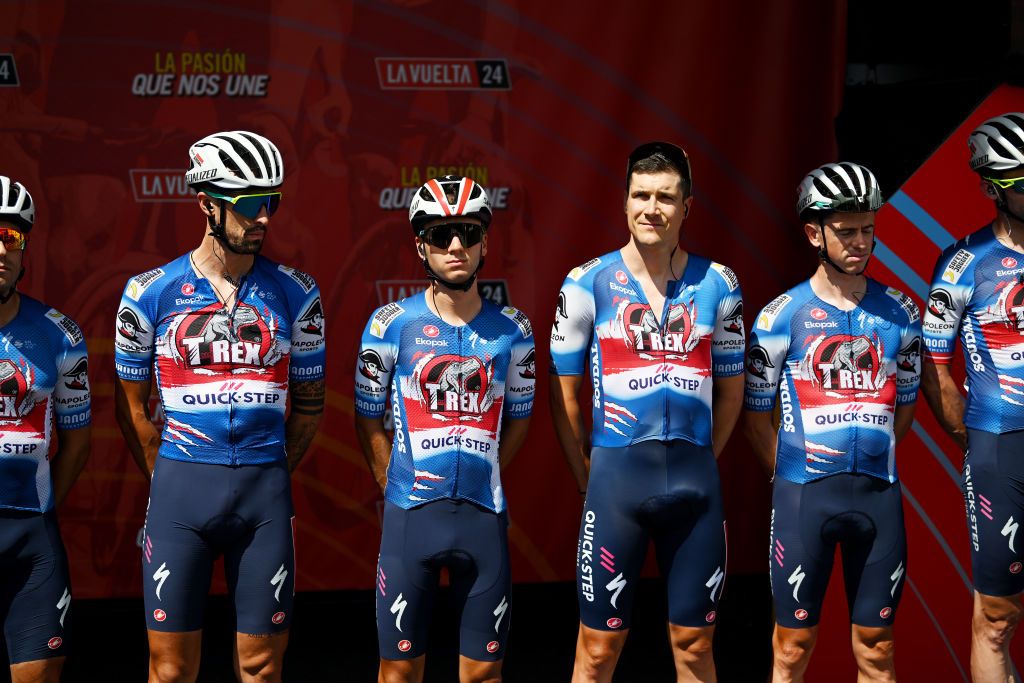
[129,170,193,203]
[723,301,744,335]
[117,308,147,345]
[416,355,493,417]
[620,302,699,356]
[806,334,885,394]
[297,298,324,336]
[746,345,775,381]
[171,303,274,370]
[517,348,536,379]
[376,58,511,90]
[63,358,89,391]
[0,360,30,419]
[359,349,389,385]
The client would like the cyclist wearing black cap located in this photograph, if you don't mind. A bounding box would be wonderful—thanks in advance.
[549,142,746,681]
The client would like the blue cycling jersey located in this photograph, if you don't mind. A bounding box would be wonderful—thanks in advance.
[549,250,745,448]
[923,224,1024,433]
[354,293,535,513]
[114,254,326,465]
[745,279,921,484]
[0,296,90,512]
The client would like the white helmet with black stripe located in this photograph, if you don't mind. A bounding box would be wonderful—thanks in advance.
[185,130,284,191]
[0,176,34,233]
[969,113,1024,172]
[408,175,492,235]
[796,162,882,215]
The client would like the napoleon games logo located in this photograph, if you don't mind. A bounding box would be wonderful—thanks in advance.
[897,337,921,373]
[927,289,954,320]
[297,297,324,336]
[170,303,273,370]
[997,278,1024,334]
[416,354,493,417]
[746,345,775,381]
[63,358,89,391]
[359,349,389,385]
[0,360,30,419]
[723,301,744,335]
[805,334,885,395]
[117,307,148,345]
[554,291,568,331]
[619,302,699,357]
[517,348,536,379]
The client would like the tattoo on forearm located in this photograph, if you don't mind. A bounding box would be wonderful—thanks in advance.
[290,379,325,415]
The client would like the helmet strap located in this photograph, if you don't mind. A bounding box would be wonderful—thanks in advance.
[994,187,1024,228]
[422,256,483,293]
[206,198,249,256]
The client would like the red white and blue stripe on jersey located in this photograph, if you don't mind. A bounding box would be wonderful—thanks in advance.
[923,224,1024,433]
[114,254,325,465]
[355,293,535,513]
[0,296,90,512]
[745,279,921,484]
[549,251,745,449]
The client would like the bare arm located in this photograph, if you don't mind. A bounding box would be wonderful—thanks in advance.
[893,403,917,444]
[549,374,589,494]
[711,374,745,457]
[498,417,530,470]
[743,410,777,473]
[286,379,324,472]
[50,426,91,507]
[114,377,160,479]
[354,414,390,493]
[920,359,967,451]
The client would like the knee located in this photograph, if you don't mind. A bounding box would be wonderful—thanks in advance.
[576,634,624,674]
[670,630,714,663]
[974,600,1022,649]
[238,650,280,683]
[774,631,815,669]
[852,630,895,669]
[149,656,199,683]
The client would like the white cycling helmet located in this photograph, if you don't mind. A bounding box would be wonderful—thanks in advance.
[408,175,492,235]
[968,113,1024,172]
[797,162,882,215]
[185,130,284,191]
[0,176,34,232]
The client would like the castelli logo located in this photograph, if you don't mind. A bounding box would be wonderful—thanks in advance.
[1011,562,1022,574]
[705,611,716,623]
[616,270,628,285]
[879,607,892,619]
[272,611,286,624]
[153,609,167,622]
[606,617,623,629]
[1004,257,1018,269]
[181,283,195,296]
[423,324,440,338]
[486,641,500,653]
[794,609,808,621]
[398,639,412,652]
[47,637,62,650]
[810,308,827,320]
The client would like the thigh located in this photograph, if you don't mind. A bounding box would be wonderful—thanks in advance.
[578,447,649,632]
[843,480,907,627]
[964,429,1024,597]
[770,478,835,629]
[376,502,440,661]
[4,513,72,664]
[447,504,511,662]
[142,459,215,632]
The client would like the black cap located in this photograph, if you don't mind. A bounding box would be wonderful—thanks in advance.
[626,141,692,188]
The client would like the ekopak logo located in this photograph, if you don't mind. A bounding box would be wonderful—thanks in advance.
[423,324,440,338]
[810,308,827,321]
[615,270,629,285]
[1005,257,1019,269]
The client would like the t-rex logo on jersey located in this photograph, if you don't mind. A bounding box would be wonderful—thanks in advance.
[63,358,89,391]
[998,279,1024,334]
[897,337,921,372]
[0,360,30,419]
[418,354,493,417]
[747,345,775,380]
[297,297,324,336]
[620,302,699,356]
[807,334,885,394]
[359,349,389,385]
[517,348,536,379]
[724,301,744,335]
[927,289,954,320]
[172,302,274,370]
[117,307,147,343]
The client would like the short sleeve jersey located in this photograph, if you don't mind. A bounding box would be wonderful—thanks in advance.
[922,224,1024,433]
[354,293,535,513]
[549,251,745,448]
[0,296,91,512]
[744,279,921,484]
[114,254,326,465]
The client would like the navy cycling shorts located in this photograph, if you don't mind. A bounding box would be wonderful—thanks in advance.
[577,439,726,631]
[964,429,1024,597]
[0,510,72,663]
[376,499,511,662]
[770,474,906,629]
[141,457,295,634]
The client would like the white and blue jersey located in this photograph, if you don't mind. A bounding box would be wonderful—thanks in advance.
[0,296,90,512]
[354,293,535,513]
[745,279,921,484]
[922,224,1024,433]
[549,251,745,448]
[114,254,326,465]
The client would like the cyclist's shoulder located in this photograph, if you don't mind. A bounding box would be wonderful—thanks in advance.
[19,295,84,350]
[870,279,920,325]
[364,292,425,341]
[123,254,189,304]
[482,300,533,341]
[561,251,619,287]
[753,281,811,333]
[258,257,319,295]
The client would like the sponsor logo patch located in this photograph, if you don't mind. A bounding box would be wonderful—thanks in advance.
[568,258,601,281]
[941,248,974,284]
[757,294,792,331]
[370,302,405,339]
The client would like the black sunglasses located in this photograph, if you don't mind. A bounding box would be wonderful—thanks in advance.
[420,223,485,249]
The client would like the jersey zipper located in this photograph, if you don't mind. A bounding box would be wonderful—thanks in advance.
[847,309,856,474]
[454,325,462,498]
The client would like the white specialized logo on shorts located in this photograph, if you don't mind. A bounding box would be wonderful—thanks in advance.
[606,573,627,608]
[391,593,408,632]
[788,565,806,602]
[705,566,725,602]
[271,564,288,602]
[1002,516,1019,553]
[153,562,171,601]
[889,561,905,598]
[493,595,509,632]
[56,587,71,627]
